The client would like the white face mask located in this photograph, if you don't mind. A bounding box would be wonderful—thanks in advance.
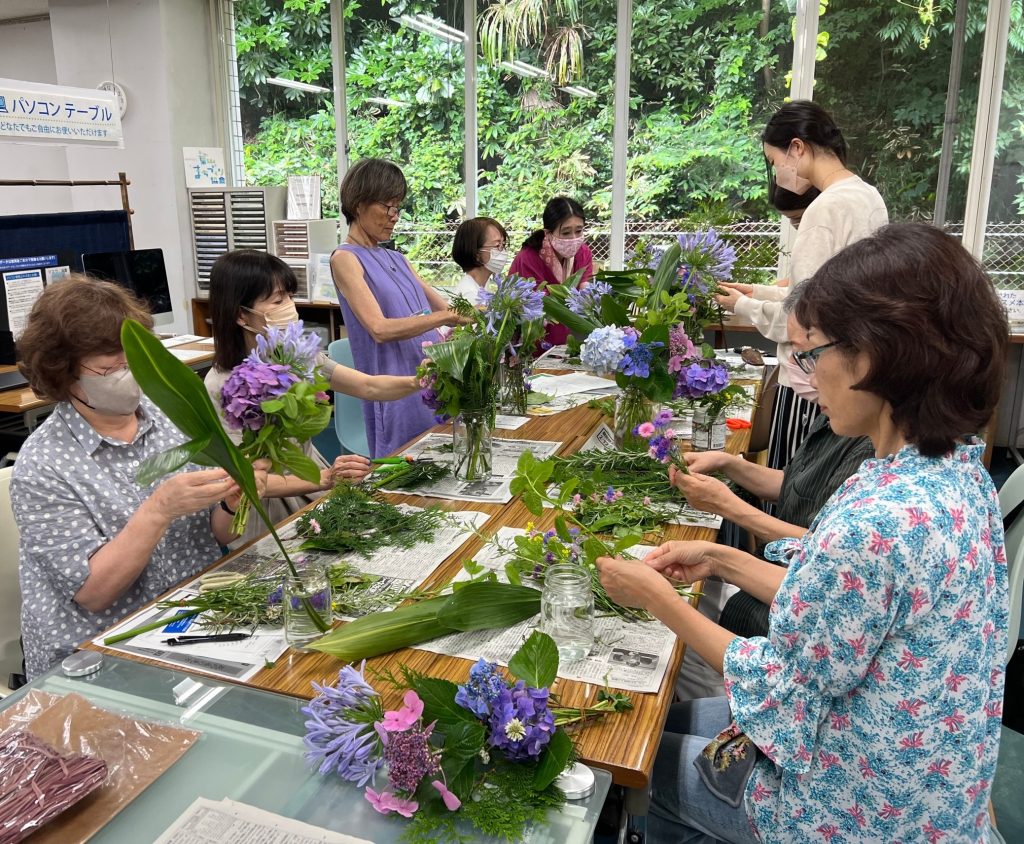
[774,144,812,196]
[786,356,819,403]
[77,367,142,416]
[484,249,509,276]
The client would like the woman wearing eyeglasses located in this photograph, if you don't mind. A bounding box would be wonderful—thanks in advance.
[11,278,270,679]
[597,224,1008,843]
[330,158,469,458]
[714,101,887,473]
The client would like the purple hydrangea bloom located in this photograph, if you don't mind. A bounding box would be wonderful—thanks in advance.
[303,663,383,787]
[487,680,555,761]
[478,274,544,334]
[675,361,730,400]
[566,280,613,322]
[456,659,508,719]
[221,359,299,431]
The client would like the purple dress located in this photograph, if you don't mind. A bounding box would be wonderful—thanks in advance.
[333,244,441,457]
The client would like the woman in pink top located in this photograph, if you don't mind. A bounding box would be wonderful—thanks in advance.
[508,196,594,346]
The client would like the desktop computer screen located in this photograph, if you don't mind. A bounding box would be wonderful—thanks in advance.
[81,248,173,327]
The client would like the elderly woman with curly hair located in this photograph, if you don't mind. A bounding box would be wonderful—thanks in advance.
[598,223,1008,843]
[12,277,266,679]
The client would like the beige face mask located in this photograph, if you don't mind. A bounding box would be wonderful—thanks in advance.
[242,300,300,332]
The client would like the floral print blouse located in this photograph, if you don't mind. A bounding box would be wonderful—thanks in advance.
[724,440,1007,843]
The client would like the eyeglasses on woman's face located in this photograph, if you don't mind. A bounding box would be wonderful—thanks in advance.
[375,201,404,219]
[792,341,838,374]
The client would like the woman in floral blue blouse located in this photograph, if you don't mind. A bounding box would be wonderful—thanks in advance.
[598,223,1009,843]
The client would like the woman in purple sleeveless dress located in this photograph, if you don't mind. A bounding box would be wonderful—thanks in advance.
[330,159,467,457]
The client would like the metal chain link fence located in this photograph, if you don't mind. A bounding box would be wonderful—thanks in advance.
[394,219,1024,289]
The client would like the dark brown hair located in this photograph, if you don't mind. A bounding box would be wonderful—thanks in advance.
[18,275,153,401]
[793,223,1008,457]
[209,250,298,371]
[452,217,509,272]
[340,158,407,224]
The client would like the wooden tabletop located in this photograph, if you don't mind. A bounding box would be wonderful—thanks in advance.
[85,398,752,789]
[0,341,215,414]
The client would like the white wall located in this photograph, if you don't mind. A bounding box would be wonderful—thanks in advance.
[0,16,71,213]
[0,0,223,333]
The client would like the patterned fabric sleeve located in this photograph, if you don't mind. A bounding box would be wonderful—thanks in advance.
[12,460,108,596]
[723,502,909,773]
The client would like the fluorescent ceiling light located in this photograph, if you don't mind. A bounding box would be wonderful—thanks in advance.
[399,14,466,44]
[559,85,598,98]
[499,60,548,79]
[267,77,329,94]
[366,97,411,108]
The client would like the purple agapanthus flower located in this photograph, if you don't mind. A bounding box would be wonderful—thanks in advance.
[478,274,544,334]
[488,680,555,761]
[675,361,730,400]
[455,659,507,719]
[566,280,613,322]
[303,662,383,787]
[221,359,298,431]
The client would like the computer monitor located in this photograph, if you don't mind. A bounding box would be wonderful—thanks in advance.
[81,248,174,327]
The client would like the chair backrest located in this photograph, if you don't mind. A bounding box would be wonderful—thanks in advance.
[0,466,22,685]
[747,364,780,455]
[327,339,371,458]
[999,462,1024,663]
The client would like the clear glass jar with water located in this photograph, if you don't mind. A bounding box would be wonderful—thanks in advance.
[540,565,595,663]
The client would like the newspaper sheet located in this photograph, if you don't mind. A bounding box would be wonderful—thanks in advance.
[572,424,723,530]
[417,526,678,693]
[96,507,489,678]
[379,433,561,504]
[154,797,370,844]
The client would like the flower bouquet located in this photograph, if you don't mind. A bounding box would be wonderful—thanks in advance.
[419,275,544,480]
[303,631,631,842]
[220,321,332,533]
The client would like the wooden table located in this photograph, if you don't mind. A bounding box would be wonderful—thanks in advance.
[86,401,751,790]
[0,341,215,431]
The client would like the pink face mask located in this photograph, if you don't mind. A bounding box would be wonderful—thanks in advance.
[550,236,585,259]
[786,356,819,403]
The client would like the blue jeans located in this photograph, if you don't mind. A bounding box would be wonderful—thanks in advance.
[648,697,761,844]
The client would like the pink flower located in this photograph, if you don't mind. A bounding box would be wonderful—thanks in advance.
[309,518,321,535]
[365,788,419,818]
[636,422,656,437]
[431,779,462,811]
[379,690,424,732]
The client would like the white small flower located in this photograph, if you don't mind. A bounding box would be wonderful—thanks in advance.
[504,718,526,741]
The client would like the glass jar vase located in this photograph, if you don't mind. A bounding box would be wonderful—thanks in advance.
[499,355,531,416]
[540,564,595,663]
[283,559,332,649]
[692,406,727,451]
[452,407,494,481]
[613,385,653,451]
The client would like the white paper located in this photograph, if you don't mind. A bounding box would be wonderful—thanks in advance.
[154,797,369,844]
[168,348,209,363]
[494,414,530,430]
[417,526,679,693]
[380,433,561,504]
[182,146,227,187]
[2,268,44,339]
[161,334,205,347]
[534,344,588,372]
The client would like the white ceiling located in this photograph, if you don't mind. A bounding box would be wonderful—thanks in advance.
[0,0,49,22]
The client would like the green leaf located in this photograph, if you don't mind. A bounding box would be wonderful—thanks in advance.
[413,677,481,728]
[508,630,559,689]
[533,728,573,791]
[135,434,211,486]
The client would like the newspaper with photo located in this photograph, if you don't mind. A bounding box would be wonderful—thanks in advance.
[416,526,679,694]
